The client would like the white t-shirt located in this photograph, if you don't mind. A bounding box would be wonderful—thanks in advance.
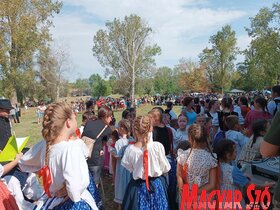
[121,142,170,180]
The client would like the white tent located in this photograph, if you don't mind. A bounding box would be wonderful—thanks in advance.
[228,89,244,93]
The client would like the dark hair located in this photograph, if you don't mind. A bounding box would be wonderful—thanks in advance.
[251,119,268,148]
[82,110,96,125]
[129,107,136,112]
[200,100,205,106]
[208,100,217,111]
[272,85,280,97]
[254,96,268,113]
[98,106,113,119]
[221,97,233,109]
[166,101,173,109]
[239,96,248,107]
[111,130,119,141]
[122,109,130,119]
[176,141,191,154]
[213,139,235,161]
[85,100,94,109]
[194,97,199,104]
[182,96,193,107]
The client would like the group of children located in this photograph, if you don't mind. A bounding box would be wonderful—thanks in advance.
[0,93,277,210]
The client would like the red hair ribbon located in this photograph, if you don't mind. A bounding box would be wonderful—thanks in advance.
[143,149,150,191]
[38,165,52,198]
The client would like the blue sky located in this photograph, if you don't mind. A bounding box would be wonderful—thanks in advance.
[50,0,278,82]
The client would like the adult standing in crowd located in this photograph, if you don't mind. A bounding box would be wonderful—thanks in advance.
[260,111,280,210]
[165,101,177,120]
[217,97,238,132]
[82,106,113,187]
[244,96,272,136]
[0,99,14,150]
[267,85,280,117]
[181,96,197,126]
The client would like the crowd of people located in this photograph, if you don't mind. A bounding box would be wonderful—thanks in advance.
[0,85,279,209]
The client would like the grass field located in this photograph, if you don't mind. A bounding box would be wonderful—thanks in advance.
[12,103,181,208]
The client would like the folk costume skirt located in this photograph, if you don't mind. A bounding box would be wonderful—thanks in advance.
[122,176,169,210]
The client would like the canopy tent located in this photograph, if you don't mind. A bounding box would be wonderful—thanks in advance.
[228,89,245,93]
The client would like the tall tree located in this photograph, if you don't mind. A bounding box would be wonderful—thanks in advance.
[92,14,161,106]
[199,25,238,93]
[244,3,280,86]
[0,0,62,103]
[38,45,70,101]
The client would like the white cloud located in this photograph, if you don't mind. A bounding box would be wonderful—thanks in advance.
[51,0,247,80]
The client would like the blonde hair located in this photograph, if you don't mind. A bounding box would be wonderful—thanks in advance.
[133,115,151,149]
[42,102,72,166]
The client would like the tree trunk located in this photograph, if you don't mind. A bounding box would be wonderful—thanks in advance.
[56,84,60,102]
[131,68,135,108]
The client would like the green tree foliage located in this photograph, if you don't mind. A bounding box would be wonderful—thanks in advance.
[89,74,112,98]
[238,3,280,89]
[154,67,179,95]
[0,0,62,103]
[199,25,238,93]
[92,14,161,105]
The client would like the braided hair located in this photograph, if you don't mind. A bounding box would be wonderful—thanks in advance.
[188,123,215,159]
[42,102,72,166]
[133,115,151,149]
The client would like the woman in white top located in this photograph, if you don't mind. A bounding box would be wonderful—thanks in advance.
[19,102,102,210]
[121,115,170,210]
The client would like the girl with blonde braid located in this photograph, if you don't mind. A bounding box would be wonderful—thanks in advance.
[19,102,102,210]
[121,115,170,210]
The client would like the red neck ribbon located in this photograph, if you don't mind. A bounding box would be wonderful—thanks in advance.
[75,128,81,138]
[38,165,52,198]
[143,149,150,191]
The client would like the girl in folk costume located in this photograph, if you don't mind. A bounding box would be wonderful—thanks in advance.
[149,108,177,210]
[121,115,171,210]
[0,154,22,210]
[177,124,218,208]
[19,102,102,210]
[112,119,132,209]
[213,139,273,210]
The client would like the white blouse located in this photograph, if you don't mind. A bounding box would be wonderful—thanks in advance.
[121,141,170,180]
[19,139,96,209]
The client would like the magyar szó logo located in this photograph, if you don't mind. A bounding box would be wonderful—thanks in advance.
[180,184,271,210]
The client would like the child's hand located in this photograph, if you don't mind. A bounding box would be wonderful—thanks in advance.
[15,153,23,161]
